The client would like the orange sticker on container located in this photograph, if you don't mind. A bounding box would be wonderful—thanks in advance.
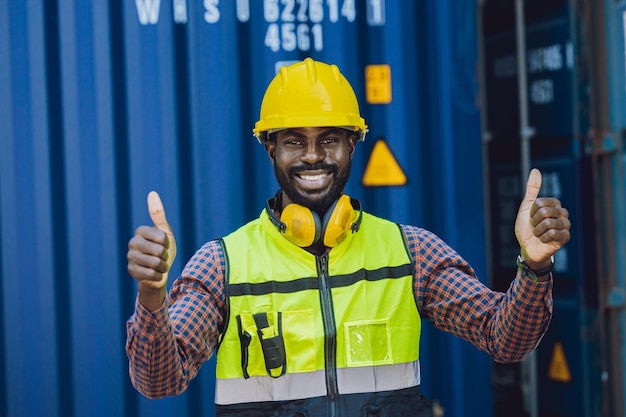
[365,65,392,104]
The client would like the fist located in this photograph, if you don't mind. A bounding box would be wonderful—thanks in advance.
[515,169,571,268]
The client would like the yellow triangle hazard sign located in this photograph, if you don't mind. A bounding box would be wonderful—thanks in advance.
[548,341,572,383]
[362,140,407,187]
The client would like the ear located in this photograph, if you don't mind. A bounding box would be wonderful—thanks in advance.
[348,134,357,157]
[264,140,276,163]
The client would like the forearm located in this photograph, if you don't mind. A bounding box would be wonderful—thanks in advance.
[423,270,552,363]
[128,284,224,396]
[125,298,195,399]
[483,273,553,362]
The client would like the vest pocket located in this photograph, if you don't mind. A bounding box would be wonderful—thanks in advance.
[344,319,393,367]
[236,309,316,378]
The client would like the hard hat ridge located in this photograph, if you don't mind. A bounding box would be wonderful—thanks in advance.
[304,56,318,84]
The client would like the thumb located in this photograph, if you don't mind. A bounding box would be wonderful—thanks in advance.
[147,191,177,271]
[147,191,171,233]
[520,168,542,210]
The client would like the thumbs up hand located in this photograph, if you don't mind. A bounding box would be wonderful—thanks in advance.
[514,169,571,271]
[127,192,177,311]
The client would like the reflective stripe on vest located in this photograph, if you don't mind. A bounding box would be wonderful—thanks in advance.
[216,210,421,405]
[215,361,420,405]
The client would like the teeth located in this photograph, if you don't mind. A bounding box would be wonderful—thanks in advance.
[300,173,326,181]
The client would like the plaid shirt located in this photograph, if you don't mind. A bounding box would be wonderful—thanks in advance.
[126,224,552,399]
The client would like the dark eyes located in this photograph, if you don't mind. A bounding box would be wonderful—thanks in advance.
[282,137,339,146]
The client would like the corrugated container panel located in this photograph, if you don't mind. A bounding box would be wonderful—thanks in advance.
[610,0,626,411]
[0,1,490,417]
[57,2,129,417]
[0,2,62,417]
[612,1,626,131]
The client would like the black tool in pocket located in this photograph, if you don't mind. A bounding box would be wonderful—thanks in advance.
[236,315,253,379]
[253,312,287,378]
[236,311,287,379]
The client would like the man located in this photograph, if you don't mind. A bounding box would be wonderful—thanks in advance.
[126,58,571,417]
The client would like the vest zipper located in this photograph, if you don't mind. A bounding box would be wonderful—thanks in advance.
[317,253,338,417]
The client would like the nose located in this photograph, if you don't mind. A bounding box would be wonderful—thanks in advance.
[300,140,325,165]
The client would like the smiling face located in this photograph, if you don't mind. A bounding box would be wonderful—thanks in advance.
[265,127,357,214]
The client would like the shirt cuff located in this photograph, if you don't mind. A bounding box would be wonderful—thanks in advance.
[134,295,171,338]
[513,270,553,311]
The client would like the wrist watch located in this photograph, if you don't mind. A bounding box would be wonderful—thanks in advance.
[516,255,554,282]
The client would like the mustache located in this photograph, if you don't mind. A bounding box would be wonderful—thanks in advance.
[289,163,338,176]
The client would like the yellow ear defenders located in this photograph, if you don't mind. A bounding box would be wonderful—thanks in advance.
[266,192,363,248]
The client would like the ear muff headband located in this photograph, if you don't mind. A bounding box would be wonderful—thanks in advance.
[266,193,361,248]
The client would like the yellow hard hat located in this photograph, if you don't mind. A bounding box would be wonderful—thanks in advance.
[253,58,367,143]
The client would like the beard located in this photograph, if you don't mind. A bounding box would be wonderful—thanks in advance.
[274,160,352,215]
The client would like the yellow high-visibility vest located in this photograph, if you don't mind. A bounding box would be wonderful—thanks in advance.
[216,209,421,405]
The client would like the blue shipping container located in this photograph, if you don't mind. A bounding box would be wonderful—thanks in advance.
[0,1,491,417]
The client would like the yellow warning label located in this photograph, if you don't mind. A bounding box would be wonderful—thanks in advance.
[548,341,572,383]
[365,65,392,104]
[362,140,407,187]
